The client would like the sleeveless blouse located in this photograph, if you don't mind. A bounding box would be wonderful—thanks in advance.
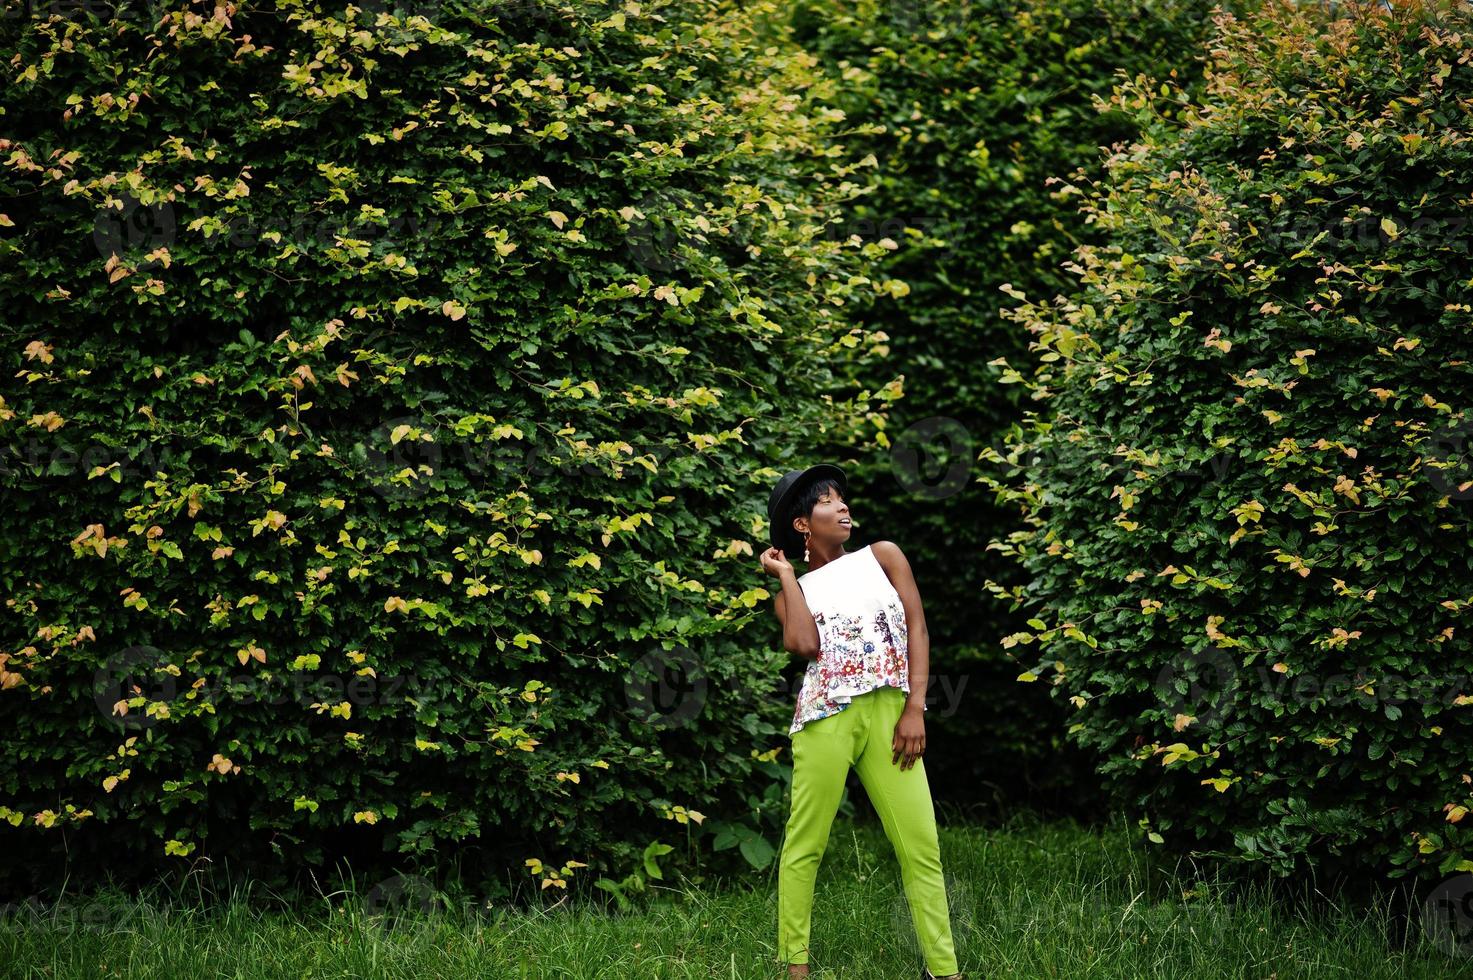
[788,544,921,735]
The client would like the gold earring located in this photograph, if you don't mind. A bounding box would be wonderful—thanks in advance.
[803,530,810,563]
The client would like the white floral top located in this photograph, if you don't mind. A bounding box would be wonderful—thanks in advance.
[788,544,920,735]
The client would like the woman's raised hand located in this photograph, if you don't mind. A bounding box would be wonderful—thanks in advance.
[760,546,793,579]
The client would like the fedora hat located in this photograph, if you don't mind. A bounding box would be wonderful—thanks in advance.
[767,464,847,561]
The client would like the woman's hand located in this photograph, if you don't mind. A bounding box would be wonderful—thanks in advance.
[760,546,793,579]
[892,705,926,770]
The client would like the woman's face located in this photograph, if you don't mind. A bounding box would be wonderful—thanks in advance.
[798,485,852,545]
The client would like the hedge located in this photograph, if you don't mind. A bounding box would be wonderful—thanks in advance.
[983,0,1473,882]
[0,0,899,898]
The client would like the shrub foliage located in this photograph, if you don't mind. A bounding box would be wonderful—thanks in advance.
[985,0,1473,881]
[0,0,897,895]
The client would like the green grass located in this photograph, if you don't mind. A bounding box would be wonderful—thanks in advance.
[1,811,1465,979]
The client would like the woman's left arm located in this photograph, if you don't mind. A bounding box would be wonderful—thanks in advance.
[872,541,929,768]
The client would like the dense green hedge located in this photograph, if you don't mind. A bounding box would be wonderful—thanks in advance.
[984,0,1473,881]
[786,0,1248,812]
[0,0,900,897]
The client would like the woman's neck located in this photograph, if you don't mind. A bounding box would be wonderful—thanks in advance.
[805,544,848,573]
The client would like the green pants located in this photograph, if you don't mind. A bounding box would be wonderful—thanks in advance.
[776,684,960,975]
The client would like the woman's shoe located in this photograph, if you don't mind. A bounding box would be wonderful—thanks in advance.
[920,969,965,980]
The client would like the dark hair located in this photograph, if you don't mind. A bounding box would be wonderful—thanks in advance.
[785,477,845,542]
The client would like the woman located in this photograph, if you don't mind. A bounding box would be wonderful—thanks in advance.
[760,464,965,980]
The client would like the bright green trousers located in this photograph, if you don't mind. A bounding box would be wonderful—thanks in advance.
[776,684,961,975]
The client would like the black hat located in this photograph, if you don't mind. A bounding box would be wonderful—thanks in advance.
[767,464,847,561]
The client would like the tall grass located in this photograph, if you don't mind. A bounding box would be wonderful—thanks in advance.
[1,811,1462,978]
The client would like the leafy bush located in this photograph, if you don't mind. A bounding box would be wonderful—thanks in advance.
[786,0,1246,811]
[0,0,898,896]
[984,0,1473,881]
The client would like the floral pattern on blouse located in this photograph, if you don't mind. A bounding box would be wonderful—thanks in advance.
[789,589,912,735]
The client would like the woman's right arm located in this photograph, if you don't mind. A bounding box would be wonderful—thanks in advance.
[774,569,821,660]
